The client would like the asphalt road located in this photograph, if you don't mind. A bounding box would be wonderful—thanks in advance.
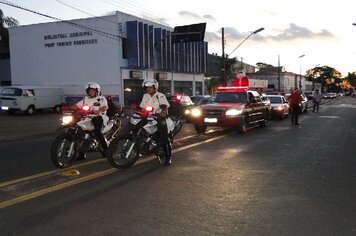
[0,97,355,235]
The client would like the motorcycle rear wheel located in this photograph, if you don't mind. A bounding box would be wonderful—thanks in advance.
[51,133,76,168]
[107,136,140,169]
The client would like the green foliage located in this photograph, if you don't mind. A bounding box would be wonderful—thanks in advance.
[0,9,19,51]
[305,65,342,92]
[344,72,356,88]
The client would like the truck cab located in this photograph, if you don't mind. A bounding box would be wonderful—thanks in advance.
[189,86,269,133]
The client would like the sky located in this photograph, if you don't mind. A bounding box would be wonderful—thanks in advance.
[1,0,356,76]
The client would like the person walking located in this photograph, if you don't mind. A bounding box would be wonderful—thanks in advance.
[289,87,302,125]
[312,89,322,112]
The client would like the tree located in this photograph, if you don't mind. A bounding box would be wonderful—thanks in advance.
[305,65,342,93]
[0,9,19,55]
[344,72,356,88]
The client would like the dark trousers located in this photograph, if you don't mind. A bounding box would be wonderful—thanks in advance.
[313,102,320,112]
[157,117,171,159]
[291,104,300,124]
[92,116,107,150]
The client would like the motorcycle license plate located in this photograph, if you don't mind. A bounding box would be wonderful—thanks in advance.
[204,118,217,123]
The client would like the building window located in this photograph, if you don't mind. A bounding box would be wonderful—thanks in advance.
[195,81,202,95]
[123,79,143,106]
[122,38,128,59]
[159,80,171,96]
[174,81,193,96]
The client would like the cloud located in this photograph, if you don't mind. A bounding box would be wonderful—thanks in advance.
[178,11,216,22]
[204,31,221,42]
[179,11,201,20]
[203,14,215,21]
[271,23,333,41]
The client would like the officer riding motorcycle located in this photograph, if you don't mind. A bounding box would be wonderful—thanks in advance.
[139,78,172,165]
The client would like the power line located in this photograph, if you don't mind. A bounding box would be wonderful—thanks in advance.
[0,0,122,41]
[54,0,120,25]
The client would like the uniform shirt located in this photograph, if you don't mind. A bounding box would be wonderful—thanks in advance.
[289,90,302,105]
[75,95,108,116]
[139,92,170,111]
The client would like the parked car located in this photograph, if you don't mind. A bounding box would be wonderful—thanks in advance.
[265,95,289,119]
[323,93,337,99]
[304,91,314,100]
[166,94,194,120]
[0,86,64,115]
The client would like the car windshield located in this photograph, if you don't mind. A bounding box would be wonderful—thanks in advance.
[266,97,282,104]
[1,88,23,96]
[208,92,247,103]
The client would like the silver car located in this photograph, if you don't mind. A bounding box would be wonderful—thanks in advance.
[265,95,289,119]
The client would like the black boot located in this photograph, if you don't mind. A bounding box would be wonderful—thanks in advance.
[97,136,108,158]
[164,143,172,166]
[76,152,87,160]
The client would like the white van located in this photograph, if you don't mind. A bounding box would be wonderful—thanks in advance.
[0,86,64,115]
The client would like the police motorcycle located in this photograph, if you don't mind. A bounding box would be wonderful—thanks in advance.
[50,102,122,168]
[106,105,183,169]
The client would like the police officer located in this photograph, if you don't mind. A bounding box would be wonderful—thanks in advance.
[71,82,109,159]
[139,78,172,165]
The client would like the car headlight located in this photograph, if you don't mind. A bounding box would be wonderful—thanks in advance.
[191,108,202,117]
[225,109,243,116]
[275,106,284,111]
[184,109,191,115]
[62,115,74,125]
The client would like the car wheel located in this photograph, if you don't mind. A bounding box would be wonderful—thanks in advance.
[237,116,247,133]
[54,105,62,113]
[26,105,36,115]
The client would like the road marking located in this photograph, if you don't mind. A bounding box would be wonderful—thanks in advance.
[0,168,117,209]
[0,159,103,188]
[0,132,231,209]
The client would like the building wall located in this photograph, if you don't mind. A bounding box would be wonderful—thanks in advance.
[8,11,208,104]
[9,15,123,96]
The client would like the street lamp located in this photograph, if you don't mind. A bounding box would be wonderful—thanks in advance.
[298,54,306,92]
[229,27,265,57]
[221,27,264,84]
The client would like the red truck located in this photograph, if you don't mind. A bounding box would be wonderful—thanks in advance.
[189,86,270,133]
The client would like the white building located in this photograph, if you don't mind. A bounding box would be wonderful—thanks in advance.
[9,11,208,105]
[247,71,314,94]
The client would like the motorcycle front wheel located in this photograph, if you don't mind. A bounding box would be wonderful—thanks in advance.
[50,133,76,168]
[106,136,140,169]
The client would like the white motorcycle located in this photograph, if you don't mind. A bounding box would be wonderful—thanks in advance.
[51,104,122,168]
[106,106,183,169]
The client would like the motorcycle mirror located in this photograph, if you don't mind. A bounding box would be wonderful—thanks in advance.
[130,104,137,110]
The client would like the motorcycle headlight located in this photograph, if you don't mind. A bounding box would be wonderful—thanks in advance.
[191,108,202,117]
[184,109,191,115]
[225,109,243,117]
[62,115,74,125]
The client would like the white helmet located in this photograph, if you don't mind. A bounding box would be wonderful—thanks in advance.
[142,78,159,90]
[85,82,100,96]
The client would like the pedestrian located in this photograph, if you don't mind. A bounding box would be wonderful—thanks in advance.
[312,89,322,112]
[289,87,302,125]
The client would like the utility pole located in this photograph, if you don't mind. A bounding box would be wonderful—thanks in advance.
[277,54,281,92]
[221,27,225,85]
